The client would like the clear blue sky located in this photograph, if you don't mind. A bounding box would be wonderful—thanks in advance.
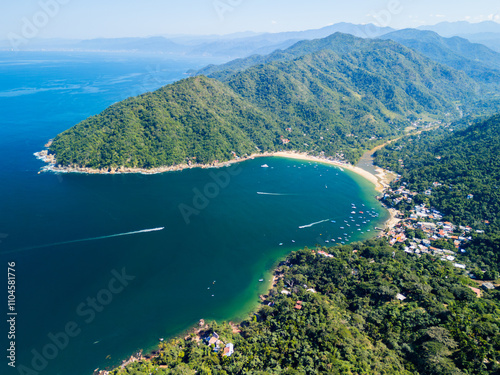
[2,0,500,40]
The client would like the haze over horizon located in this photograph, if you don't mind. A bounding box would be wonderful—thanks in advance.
[2,0,500,41]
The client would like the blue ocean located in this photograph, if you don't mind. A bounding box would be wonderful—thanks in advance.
[0,51,388,375]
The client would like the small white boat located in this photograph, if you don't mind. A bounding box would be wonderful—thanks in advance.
[259,279,264,282]
[261,164,269,168]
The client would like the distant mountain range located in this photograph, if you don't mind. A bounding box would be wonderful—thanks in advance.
[3,20,499,59]
[0,22,394,59]
[418,20,500,36]
[419,21,500,52]
[380,29,500,84]
[197,27,500,89]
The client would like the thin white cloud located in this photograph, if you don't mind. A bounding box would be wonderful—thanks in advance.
[471,14,500,22]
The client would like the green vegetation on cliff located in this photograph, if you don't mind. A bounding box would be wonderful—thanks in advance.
[49,77,280,168]
[49,33,479,169]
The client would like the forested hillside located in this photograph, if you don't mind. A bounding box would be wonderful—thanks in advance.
[109,240,500,375]
[50,33,500,375]
[49,77,280,168]
[49,33,478,170]
[375,114,500,229]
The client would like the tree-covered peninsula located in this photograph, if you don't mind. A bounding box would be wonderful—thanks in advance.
[48,33,480,170]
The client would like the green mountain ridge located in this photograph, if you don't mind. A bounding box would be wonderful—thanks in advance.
[380,29,500,84]
[197,33,449,81]
[196,33,384,80]
[49,33,480,170]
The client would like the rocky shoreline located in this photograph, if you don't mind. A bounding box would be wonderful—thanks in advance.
[35,147,281,175]
[35,145,388,188]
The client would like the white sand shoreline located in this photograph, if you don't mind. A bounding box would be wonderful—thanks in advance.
[271,151,389,193]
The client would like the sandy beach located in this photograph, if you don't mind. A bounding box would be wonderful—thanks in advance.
[384,208,401,230]
[271,151,389,193]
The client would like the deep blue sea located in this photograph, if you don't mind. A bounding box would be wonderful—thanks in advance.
[0,51,388,375]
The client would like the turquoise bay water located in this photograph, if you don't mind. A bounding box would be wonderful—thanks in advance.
[0,52,388,375]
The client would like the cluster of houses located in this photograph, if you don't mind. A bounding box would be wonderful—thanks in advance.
[204,332,234,357]
[380,186,484,271]
[379,185,499,293]
[408,119,442,129]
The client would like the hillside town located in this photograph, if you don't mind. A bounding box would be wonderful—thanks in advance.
[379,183,494,285]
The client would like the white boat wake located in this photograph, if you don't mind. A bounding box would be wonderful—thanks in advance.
[3,227,165,254]
[299,219,330,229]
[257,192,290,196]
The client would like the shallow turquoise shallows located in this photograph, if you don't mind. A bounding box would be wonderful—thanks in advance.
[0,52,387,375]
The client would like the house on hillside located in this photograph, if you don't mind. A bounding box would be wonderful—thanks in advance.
[396,293,407,301]
[223,343,234,357]
[205,332,223,352]
[482,282,495,290]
